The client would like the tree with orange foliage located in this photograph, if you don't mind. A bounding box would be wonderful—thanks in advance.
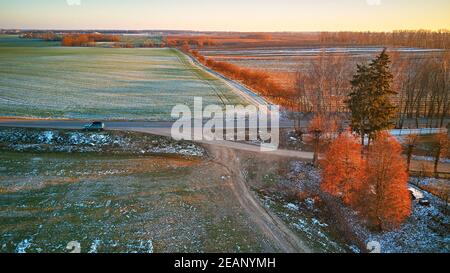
[321,133,364,205]
[61,33,119,47]
[181,41,191,53]
[360,133,411,230]
[61,36,73,47]
[191,52,288,105]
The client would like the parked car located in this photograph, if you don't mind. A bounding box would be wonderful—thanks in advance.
[84,121,105,131]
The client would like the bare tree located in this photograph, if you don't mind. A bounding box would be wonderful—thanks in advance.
[405,134,419,172]
[294,51,353,114]
[392,52,449,129]
[433,133,449,178]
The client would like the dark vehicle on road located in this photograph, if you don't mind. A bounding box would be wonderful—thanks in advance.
[84,121,105,131]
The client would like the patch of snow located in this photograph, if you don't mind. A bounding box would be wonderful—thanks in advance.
[284,203,299,211]
[312,218,328,227]
[408,187,424,200]
[349,245,361,253]
[38,131,55,144]
[293,219,308,231]
[304,198,315,210]
[89,239,101,253]
[16,239,32,253]
[140,240,153,254]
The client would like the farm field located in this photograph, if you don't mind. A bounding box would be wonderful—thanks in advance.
[0,151,273,253]
[200,46,446,90]
[0,128,276,253]
[0,35,247,120]
[0,35,60,48]
[201,46,445,72]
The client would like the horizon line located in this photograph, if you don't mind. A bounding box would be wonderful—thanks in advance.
[2,27,450,33]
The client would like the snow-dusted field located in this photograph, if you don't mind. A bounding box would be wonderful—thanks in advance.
[202,47,444,58]
[201,46,445,74]
[0,129,271,253]
[0,36,246,120]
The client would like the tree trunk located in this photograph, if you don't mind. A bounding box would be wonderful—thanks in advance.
[313,136,319,167]
[407,146,413,172]
[434,147,441,178]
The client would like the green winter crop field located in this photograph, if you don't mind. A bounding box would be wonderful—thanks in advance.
[0,35,246,120]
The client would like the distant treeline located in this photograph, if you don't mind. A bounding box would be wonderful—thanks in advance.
[19,31,164,48]
[61,34,120,47]
[165,36,219,47]
[20,32,121,46]
[319,30,450,49]
[20,32,61,41]
[19,29,450,49]
[166,30,450,49]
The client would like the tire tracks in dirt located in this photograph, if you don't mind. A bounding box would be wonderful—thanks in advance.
[203,143,312,253]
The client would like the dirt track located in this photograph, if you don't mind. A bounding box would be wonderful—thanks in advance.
[203,143,312,253]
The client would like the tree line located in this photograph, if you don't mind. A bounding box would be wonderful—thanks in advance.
[165,36,219,48]
[61,34,120,47]
[319,30,450,49]
[164,30,450,49]
[190,50,289,106]
[20,32,60,41]
[393,52,450,128]
[291,51,449,129]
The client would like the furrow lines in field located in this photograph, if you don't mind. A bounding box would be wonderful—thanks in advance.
[173,50,227,106]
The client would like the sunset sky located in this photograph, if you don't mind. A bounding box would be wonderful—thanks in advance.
[1,0,449,31]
